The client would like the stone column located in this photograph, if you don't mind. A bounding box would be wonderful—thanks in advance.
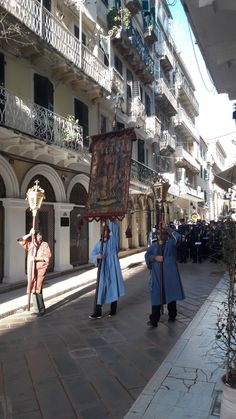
[54,203,74,272]
[2,198,28,284]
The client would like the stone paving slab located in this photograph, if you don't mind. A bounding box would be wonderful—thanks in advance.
[0,258,225,419]
[124,281,227,419]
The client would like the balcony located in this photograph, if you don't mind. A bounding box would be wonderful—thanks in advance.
[179,183,204,202]
[143,14,158,45]
[155,40,174,71]
[124,0,142,15]
[145,116,161,140]
[0,0,111,95]
[112,24,154,84]
[111,68,124,97]
[160,130,176,154]
[130,159,157,185]
[155,78,178,116]
[0,86,83,153]
[174,106,200,142]
[175,146,200,173]
[177,77,199,117]
[128,97,146,128]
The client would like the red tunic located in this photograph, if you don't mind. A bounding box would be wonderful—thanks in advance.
[20,239,51,293]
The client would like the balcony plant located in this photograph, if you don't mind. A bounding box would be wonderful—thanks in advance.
[107,7,131,36]
[62,115,82,151]
[215,218,236,418]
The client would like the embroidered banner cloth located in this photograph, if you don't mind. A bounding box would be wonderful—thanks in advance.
[84,128,136,221]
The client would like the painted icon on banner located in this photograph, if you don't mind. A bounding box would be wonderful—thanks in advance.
[85,128,136,221]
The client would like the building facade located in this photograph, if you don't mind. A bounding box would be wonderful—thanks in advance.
[0,0,225,285]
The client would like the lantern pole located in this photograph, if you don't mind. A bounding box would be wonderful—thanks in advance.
[26,180,45,311]
[93,219,107,313]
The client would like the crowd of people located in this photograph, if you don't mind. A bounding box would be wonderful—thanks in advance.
[149,218,224,265]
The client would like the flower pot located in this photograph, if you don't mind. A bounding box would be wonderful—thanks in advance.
[220,375,236,419]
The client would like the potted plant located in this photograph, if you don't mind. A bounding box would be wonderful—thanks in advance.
[107,7,131,36]
[215,218,236,418]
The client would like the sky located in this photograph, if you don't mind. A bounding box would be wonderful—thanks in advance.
[168,0,236,166]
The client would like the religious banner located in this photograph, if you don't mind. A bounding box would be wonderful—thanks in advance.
[84,128,136,221]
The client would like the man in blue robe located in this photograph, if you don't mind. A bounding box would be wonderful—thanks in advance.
[145,226,185,328]
[89,221,125,319]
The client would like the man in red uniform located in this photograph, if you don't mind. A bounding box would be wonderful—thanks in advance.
[17,228,51,316]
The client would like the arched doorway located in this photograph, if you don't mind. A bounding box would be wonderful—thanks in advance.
[69,183,88,266]
[0,174,6,283]
[25,175,55,272]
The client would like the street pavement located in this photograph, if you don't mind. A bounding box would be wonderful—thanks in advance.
[0,254,225,419]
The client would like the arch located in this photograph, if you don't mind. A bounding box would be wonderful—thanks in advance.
[70,183,88,205]
[67,174,89,201]
[0,155,19,198]
[21,165,66,202]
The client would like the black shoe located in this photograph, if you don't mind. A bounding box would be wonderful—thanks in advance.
[147,320,158,328]
[37,311,45,317]
[168,317,176,322]
[108,312,116,317]
[89,313,101,319]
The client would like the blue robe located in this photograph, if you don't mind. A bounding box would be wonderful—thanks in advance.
[89,221,125,305]
[145,230,185,306]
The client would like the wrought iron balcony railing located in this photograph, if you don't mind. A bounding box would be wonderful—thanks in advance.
[155,78,178,114]
[174,106,199,142]
[175,146,200,173]
[0,86,83,151]
[128,97,146,126]
[177,76,199,116]
[160,130,176,152]
[155,39,174,69]
[111,67,124,96]
[145,115,161,139]
[125,25,154,76]
[0,0,111,92]
[131,158,158,185]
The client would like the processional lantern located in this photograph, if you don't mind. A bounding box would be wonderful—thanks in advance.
[152,176,170,203]
[26,180,45,216]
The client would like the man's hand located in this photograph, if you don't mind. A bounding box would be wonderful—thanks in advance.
[155,255,163,262]
[29,228,35,235]
[97,252,103,259]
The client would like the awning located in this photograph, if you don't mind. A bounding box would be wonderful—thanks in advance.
[213,164,236,191]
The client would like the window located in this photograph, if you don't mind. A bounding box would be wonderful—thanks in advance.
[74,99,89,147]
[101,115,107,133]
[145,148,149,166]
[138,139,145,163]
[99,36,109,67]
[74,25,86,45]
[34,73,54,140]
[127,70,133,99]
[114,55,123,76]
[116,121,125,130]
[34,74,53,110]
[145,93,151,116]
[200,165,203,178]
